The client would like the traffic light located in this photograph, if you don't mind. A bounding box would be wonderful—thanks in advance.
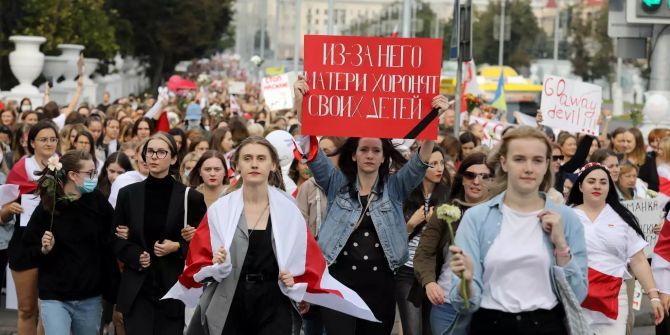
[627,0,670,23]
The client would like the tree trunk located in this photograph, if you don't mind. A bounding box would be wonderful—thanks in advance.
[150,51,165,92]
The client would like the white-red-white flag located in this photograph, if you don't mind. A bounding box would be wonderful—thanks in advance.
[653,211,670,294]
[163,186,378,322]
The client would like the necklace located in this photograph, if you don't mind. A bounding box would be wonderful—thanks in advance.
[247,203,269,237]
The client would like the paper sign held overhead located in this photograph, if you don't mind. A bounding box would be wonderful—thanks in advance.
[540,75,602,135]
[229,81,246,95]
[301,35,443,139]
[262,74,294,111]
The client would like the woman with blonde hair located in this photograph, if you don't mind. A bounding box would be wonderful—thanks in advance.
[450,126,588,334]
[179,152,201,185]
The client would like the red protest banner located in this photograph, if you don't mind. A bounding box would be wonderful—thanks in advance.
[301,35,443,140]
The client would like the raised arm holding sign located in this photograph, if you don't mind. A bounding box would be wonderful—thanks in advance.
[540,75,602,135]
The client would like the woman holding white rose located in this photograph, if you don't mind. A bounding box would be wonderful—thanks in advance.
[449,126,588,334]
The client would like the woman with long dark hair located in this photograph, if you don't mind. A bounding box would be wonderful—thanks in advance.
[187,150,229,207]
[22,150,119,334]
[396,146,452,335]
[112,133,206,334]
[5,120,60,335]
[413,152,493,335]
[567,162,664,332]
[96,152,133,199]
[294,76,447,334]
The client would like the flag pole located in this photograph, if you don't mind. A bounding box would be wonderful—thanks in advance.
[453,0,462,136]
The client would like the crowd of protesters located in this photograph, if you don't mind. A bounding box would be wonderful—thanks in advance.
[1,56,670,335]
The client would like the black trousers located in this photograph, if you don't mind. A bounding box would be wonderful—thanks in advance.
[469,306,567,335]
[222,280,294,335]
[124,294,184,335]
[394,266,431,335]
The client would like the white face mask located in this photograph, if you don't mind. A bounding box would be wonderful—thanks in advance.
[184,169,191,177]
[21,105,31,112]
[204,126,211,131]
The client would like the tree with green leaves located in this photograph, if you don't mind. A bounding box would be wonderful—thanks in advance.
[109,0,234,90]
[568,6,592,81]
[471,0,545,71]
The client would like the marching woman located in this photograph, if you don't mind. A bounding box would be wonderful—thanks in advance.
[112,133,207,334]
[397,146,452,335]
[413,152,493,335]
[5,120,60,335]
[293,77,445,334]
[22,150,120,335]
[567,162,664,333]
[449,126,589,335]
[187,150,229,207]
[164,137,376,335]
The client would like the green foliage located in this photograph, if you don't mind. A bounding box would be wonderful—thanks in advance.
[16,0,120,59]
[109,0,235,89]
[472,0,545,69]
[568,4,613,82]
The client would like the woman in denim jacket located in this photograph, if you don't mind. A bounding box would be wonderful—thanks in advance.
[294,77,450,335]
[449,126,588,335]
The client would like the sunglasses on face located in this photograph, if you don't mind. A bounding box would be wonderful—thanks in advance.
[462,171,493,181]
[552,155,564,161]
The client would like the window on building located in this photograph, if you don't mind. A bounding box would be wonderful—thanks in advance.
[316,9,319,15]
[316,19,319,24]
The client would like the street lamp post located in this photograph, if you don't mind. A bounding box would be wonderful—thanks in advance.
[498,0,506,68]
[293,0,301,71]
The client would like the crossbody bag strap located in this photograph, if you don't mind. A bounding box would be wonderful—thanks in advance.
[184,187,190,227]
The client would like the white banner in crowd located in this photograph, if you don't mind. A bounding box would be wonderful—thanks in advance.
[229,81,246,95]
[469,116,504,147]
[540,75,602,135]
[623,198,666,256]
[262,73,294,111]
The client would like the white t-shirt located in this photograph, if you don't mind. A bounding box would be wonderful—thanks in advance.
[481,204,558,313]
[108,171,147,208]
[51,114,65,130]
[574,205,647,324]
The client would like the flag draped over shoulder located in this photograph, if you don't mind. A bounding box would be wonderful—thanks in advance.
[163,186,378,322]
[490,69,507,112]
[653,211,670,294]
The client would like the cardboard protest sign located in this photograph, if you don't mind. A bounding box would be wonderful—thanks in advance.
[262,74,293,111]
[469,116,504,147]
[540,75,602,135]
[229,81,246,95]
[302,35,443,139]
[623,198,665,256]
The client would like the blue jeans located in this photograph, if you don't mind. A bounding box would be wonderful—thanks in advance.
[430,302,470,335]
[41,295,103,335]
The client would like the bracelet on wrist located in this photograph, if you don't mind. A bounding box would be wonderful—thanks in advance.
[554,246,571,258]
[646,288,660,295]
[651,297,661,304]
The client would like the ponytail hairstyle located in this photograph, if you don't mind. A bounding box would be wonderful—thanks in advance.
[229,136,285,192]
[35,150,93,212]
[488,126,553,196]
[566,163,644,238]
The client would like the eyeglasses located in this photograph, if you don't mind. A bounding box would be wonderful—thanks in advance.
[552,155,564,161]
[76,141,90,146]
[462,171,493,181]
[146,149,169,159]
[36,137,58,144]
[77,169,98,179]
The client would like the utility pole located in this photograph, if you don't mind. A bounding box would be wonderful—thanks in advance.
[402,0,411,37]
[274,0,280,62]
[327,0,334,35]
[260,0,267,59]
[498,0,506,67]
[552,2,559,74]
[293,0,301,71]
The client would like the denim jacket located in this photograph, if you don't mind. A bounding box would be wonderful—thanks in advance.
[448,191,588,313]
[307,146,429,271]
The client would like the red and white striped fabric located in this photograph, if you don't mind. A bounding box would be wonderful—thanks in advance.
[163,186,378,322]
[574,205,647,323]
[652,211,670,295]
[657,164,670,197]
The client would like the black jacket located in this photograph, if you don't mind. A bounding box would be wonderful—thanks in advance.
[23,190,119,302]
[112,177,206,315]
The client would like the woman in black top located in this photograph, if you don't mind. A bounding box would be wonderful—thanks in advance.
[22,150,120,334]
[112,133,206,334]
